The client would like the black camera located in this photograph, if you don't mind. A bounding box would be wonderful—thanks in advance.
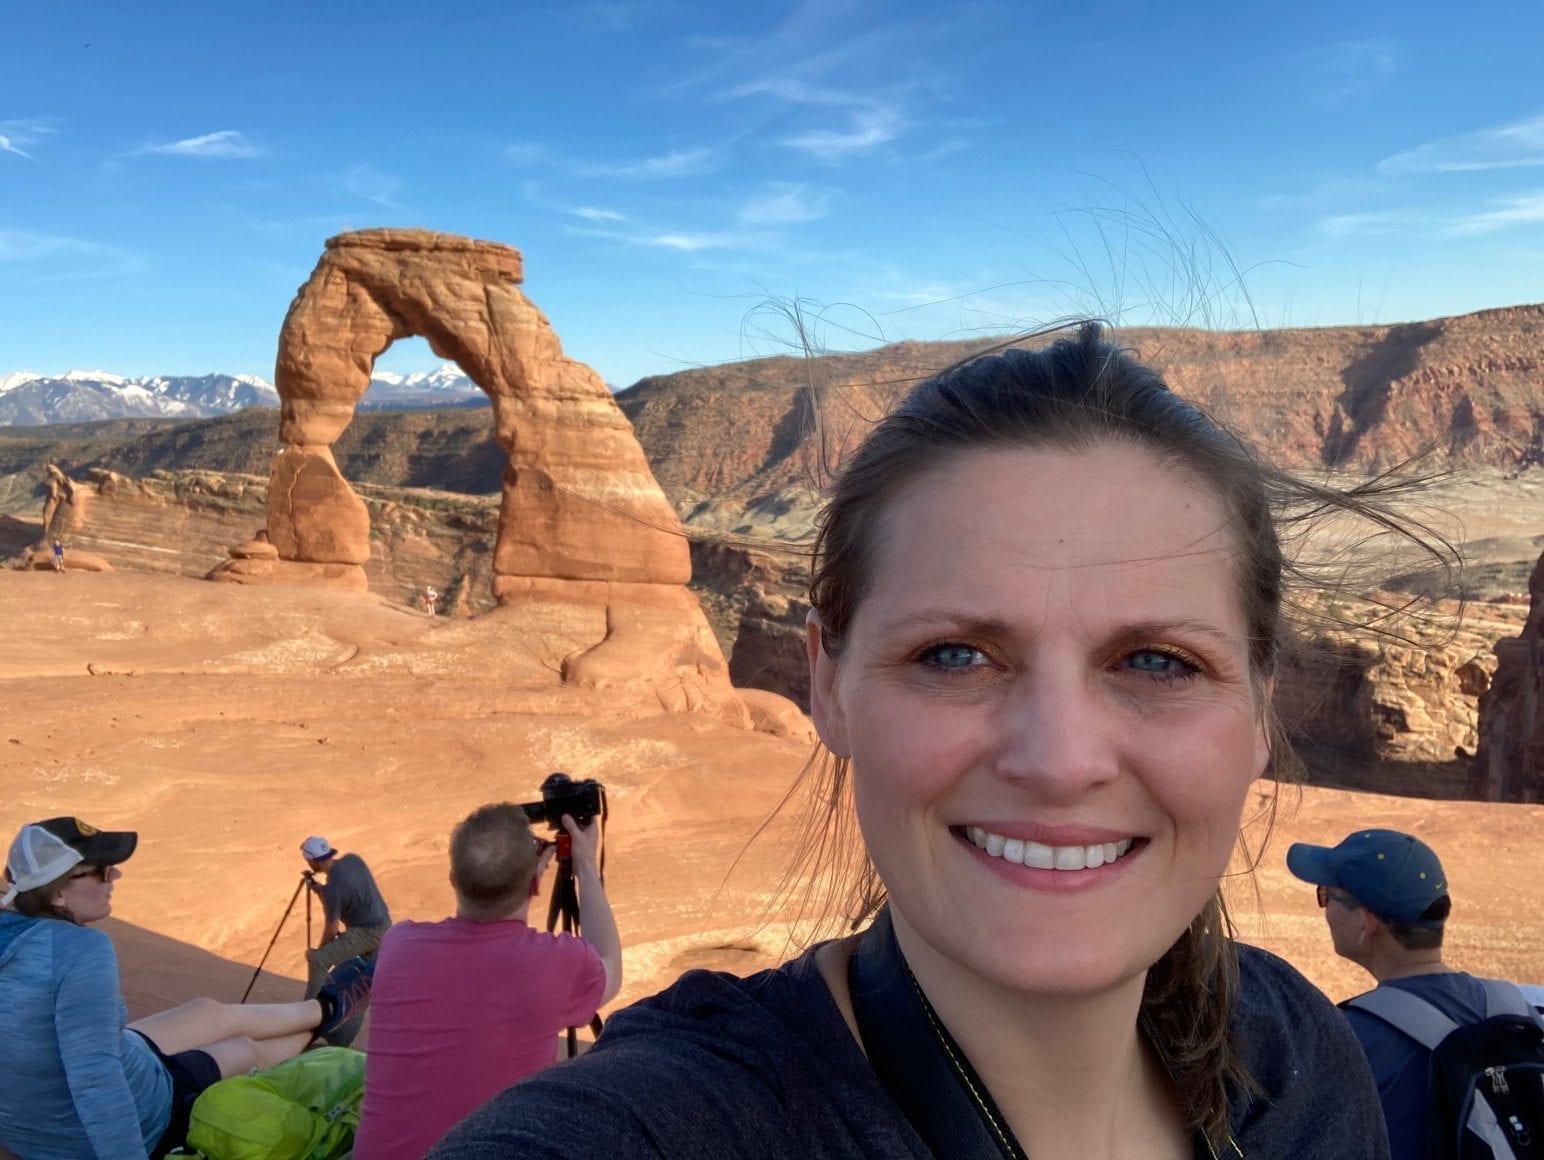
[520,772,604,829]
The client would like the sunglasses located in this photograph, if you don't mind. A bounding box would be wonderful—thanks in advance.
[1315,885,1360,909]
[68,865,113,883]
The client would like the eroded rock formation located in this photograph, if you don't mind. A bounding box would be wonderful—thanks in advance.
[40,463,84,542]
[211,228,749,723]
[1471,554,1544,802]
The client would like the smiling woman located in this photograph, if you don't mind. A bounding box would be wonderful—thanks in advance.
[433,323,1451,1159]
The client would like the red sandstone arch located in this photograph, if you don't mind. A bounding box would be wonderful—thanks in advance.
[211,229,742,717]
[256,228,688,594]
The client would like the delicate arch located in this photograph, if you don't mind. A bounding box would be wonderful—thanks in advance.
[210,229,748,723]
[261,228,688,591]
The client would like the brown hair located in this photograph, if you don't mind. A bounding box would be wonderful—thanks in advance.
[11,876,82,923]
[1383,895,1451,951]
[450,803,539,920]
[797,321,1454,1146]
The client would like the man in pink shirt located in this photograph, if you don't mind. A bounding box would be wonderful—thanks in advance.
[353,803,622,1159]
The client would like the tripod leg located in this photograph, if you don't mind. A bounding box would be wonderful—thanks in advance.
[241,876,307,1003]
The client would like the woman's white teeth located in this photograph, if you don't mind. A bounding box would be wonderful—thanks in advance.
[965,827,1134,870]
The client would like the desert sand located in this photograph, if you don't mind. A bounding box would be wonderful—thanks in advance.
[2,568,1541,1043]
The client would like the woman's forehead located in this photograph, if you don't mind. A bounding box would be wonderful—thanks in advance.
[885,445,1233,554]
[860,446,1245,623]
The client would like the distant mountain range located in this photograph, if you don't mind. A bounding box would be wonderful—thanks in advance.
[0,364,487,425]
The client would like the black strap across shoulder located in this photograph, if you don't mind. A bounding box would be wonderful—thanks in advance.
[846,908,1235,1160]
[847,906,1027,1160]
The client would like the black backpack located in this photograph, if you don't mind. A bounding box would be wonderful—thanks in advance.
[1347,979,1544,1159]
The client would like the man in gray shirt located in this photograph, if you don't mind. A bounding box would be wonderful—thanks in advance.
[301,835,391,1000]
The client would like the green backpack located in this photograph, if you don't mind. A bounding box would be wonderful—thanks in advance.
[181,1046,366,1160]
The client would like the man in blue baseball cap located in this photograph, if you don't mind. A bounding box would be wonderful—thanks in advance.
[1287,828,1531,1159]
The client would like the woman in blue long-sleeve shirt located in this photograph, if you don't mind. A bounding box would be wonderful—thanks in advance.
[0,817,371,1159]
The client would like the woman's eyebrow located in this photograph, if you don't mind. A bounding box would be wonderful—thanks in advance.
[1107,618,1245,651]
[873,610,1015,638]
[873,611,1244,650]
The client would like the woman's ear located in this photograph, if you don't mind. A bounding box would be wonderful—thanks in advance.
[806,609,851,758]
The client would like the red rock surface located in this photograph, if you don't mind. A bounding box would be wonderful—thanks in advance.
[0,571,1538,1022]
[1471,553,1544,802]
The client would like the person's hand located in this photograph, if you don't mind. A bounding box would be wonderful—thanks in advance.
[561,814,601,873]
[534,840,557,880]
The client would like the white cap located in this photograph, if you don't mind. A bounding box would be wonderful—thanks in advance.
[300,836,334,861]
[3,825,84,907]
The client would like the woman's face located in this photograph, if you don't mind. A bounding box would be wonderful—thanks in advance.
[809,443,1270,997]
[53,862,120,924]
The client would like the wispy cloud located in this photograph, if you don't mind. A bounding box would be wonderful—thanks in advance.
[0,229,101,260]
[1446,191,1544,236]
[505,141,715,180]
[1300,39,1396,107]
[783,107,902,161]
[728,78,861,107]
[0,118,55,160]
[578,147,716,180]
[915,137,970,164]
[504,142,550,167]
[1316,209,1433,237]
[1379,112,1544,175]
[1315,192,1544,238]
[738,183,829,226]
[727,78,905,162]
[135,130,263,159]
[568,224,772,252]
[339,164,403,207]
[0,229,146,280]
[1261,176,1390,214]
[518,180,627,223]
[561,2,672,32]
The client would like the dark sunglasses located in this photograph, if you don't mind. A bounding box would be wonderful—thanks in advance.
[68,865,113,883]
[1315,884,1359,909]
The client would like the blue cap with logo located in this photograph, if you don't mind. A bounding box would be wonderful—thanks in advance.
[1286,828,1449,927]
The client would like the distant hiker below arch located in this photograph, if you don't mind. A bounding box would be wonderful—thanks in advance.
[210,228,748,723]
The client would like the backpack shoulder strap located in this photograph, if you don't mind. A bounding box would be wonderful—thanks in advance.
[1479,977,1539,1020]
[1345,985,1460,1050]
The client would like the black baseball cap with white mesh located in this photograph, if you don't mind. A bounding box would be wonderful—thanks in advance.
[3,817,137,906]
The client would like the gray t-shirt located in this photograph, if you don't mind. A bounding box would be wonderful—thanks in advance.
[321,853,390,929]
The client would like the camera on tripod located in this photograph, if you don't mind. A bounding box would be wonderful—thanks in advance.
[519,772,604,830]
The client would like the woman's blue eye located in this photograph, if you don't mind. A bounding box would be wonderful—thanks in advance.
[1126,650,1194,676]
[922,644,984,669]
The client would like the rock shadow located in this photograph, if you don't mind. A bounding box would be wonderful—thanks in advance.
[1321,320,1442,466]
[98,916,303,1019]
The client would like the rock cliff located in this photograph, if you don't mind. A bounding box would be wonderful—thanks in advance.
[620,305,1544,506]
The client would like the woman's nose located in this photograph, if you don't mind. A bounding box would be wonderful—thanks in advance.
[991,672,1119,799]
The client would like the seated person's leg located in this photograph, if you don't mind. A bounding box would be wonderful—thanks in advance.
[129,997,324,1056]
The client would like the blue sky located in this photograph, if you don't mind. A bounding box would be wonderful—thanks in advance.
[3,0,1542,388]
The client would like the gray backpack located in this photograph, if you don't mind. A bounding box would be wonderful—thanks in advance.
[1348,979,1544,1159]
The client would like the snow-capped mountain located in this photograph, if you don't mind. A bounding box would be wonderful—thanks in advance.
[0,372,280,425]
[356,363,485,410]
[0,363,485,425]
